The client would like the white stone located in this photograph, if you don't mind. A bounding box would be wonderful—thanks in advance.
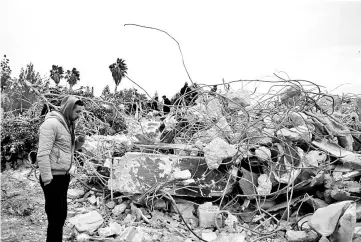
[112,203,127,216]
[76,233,90,241]
[202,231,218,242]
[204,138,237,169]
[98,227,113,237]
[255,146,271,161]
[198,202,219,228]
[106,201,116,209]
[305,150,326,167]
[257,174,272,195]
[69,210,104,234]
[173,170,191,180]
[87,195,97,205]
[309,201,353,236]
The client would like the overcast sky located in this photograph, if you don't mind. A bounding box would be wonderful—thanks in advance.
[1,0,361,97]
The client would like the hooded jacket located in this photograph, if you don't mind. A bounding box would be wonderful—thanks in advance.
[37,96,84,184]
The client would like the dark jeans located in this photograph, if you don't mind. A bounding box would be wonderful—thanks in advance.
[40,174,70,242]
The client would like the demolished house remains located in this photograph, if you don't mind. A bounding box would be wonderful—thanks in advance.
[16,79,361,241]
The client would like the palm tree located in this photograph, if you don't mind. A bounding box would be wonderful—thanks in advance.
[65,68,80,91]
[109,58,128,93]
[50,65,64,86]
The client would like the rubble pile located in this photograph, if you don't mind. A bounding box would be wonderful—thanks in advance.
[40,81,361,240]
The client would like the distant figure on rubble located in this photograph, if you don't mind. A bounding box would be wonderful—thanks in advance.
[180,82,191,105]
[188,83,199,105]
[151,96,159,111]
[37,96,86,242]
[162,95,171,114]
[211,85,217,93]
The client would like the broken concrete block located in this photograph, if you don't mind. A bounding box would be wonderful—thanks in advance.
[109,221,122,235]
[198,202,220,228]
[305,150,327,167]
[112,203,127,216]
[255,146,271,161]
[225,213,238,228]
[202,231,218,242]
[109,152,232,197]
[309,201,355,237]
[172,169,191,180]
[98,221,123,237]
[67,188,84,199]
[329,202,356,242]
[288,112,307,127]
[226,89,251,110]
[204,138,237,169]
[277,126,311,142]
[76,233,90,241]
[68,210,104,234]
[82,134,133,159]
[98,226,113,237]
[257,174,272,195]
[118,226,137,241]
[172,201,195,219]
[312,140,361,169]
[87,195,97,205]
[106,201,116,209]
[123,213,136,224]
[285,230,318,242]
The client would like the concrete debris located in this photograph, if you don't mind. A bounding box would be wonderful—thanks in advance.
[313,140,361,169]
[288,112,307,127]
[202,231,218,242]
[87,195,97,205]
[98,221,123,237]
[68,210,104,234]
[212,233,246,242]
[108,152,231,196]
[82,134,133,158]
[226,89,251,110]
[285,230,318,242]
[305,150,327,167]
[277,126,311,142]
[309,201,356,239]
[76,233,90,241]
[255,146,271,161]
[112,203,127,216]
[67,189,85,199]
[198,202,220,228]
[256,174,272,195]
[172,169,191,180]
[204,137,237,169]
[106,200,116,209]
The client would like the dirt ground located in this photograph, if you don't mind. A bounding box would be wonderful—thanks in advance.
[1,166,73,242]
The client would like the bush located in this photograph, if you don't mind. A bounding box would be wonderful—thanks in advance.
[1,113,43,170]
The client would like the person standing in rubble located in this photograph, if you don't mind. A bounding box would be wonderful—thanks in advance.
[151,96,159,111]
[180,82,191,105]
[162,95,171,114]
[37,96,85,242]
